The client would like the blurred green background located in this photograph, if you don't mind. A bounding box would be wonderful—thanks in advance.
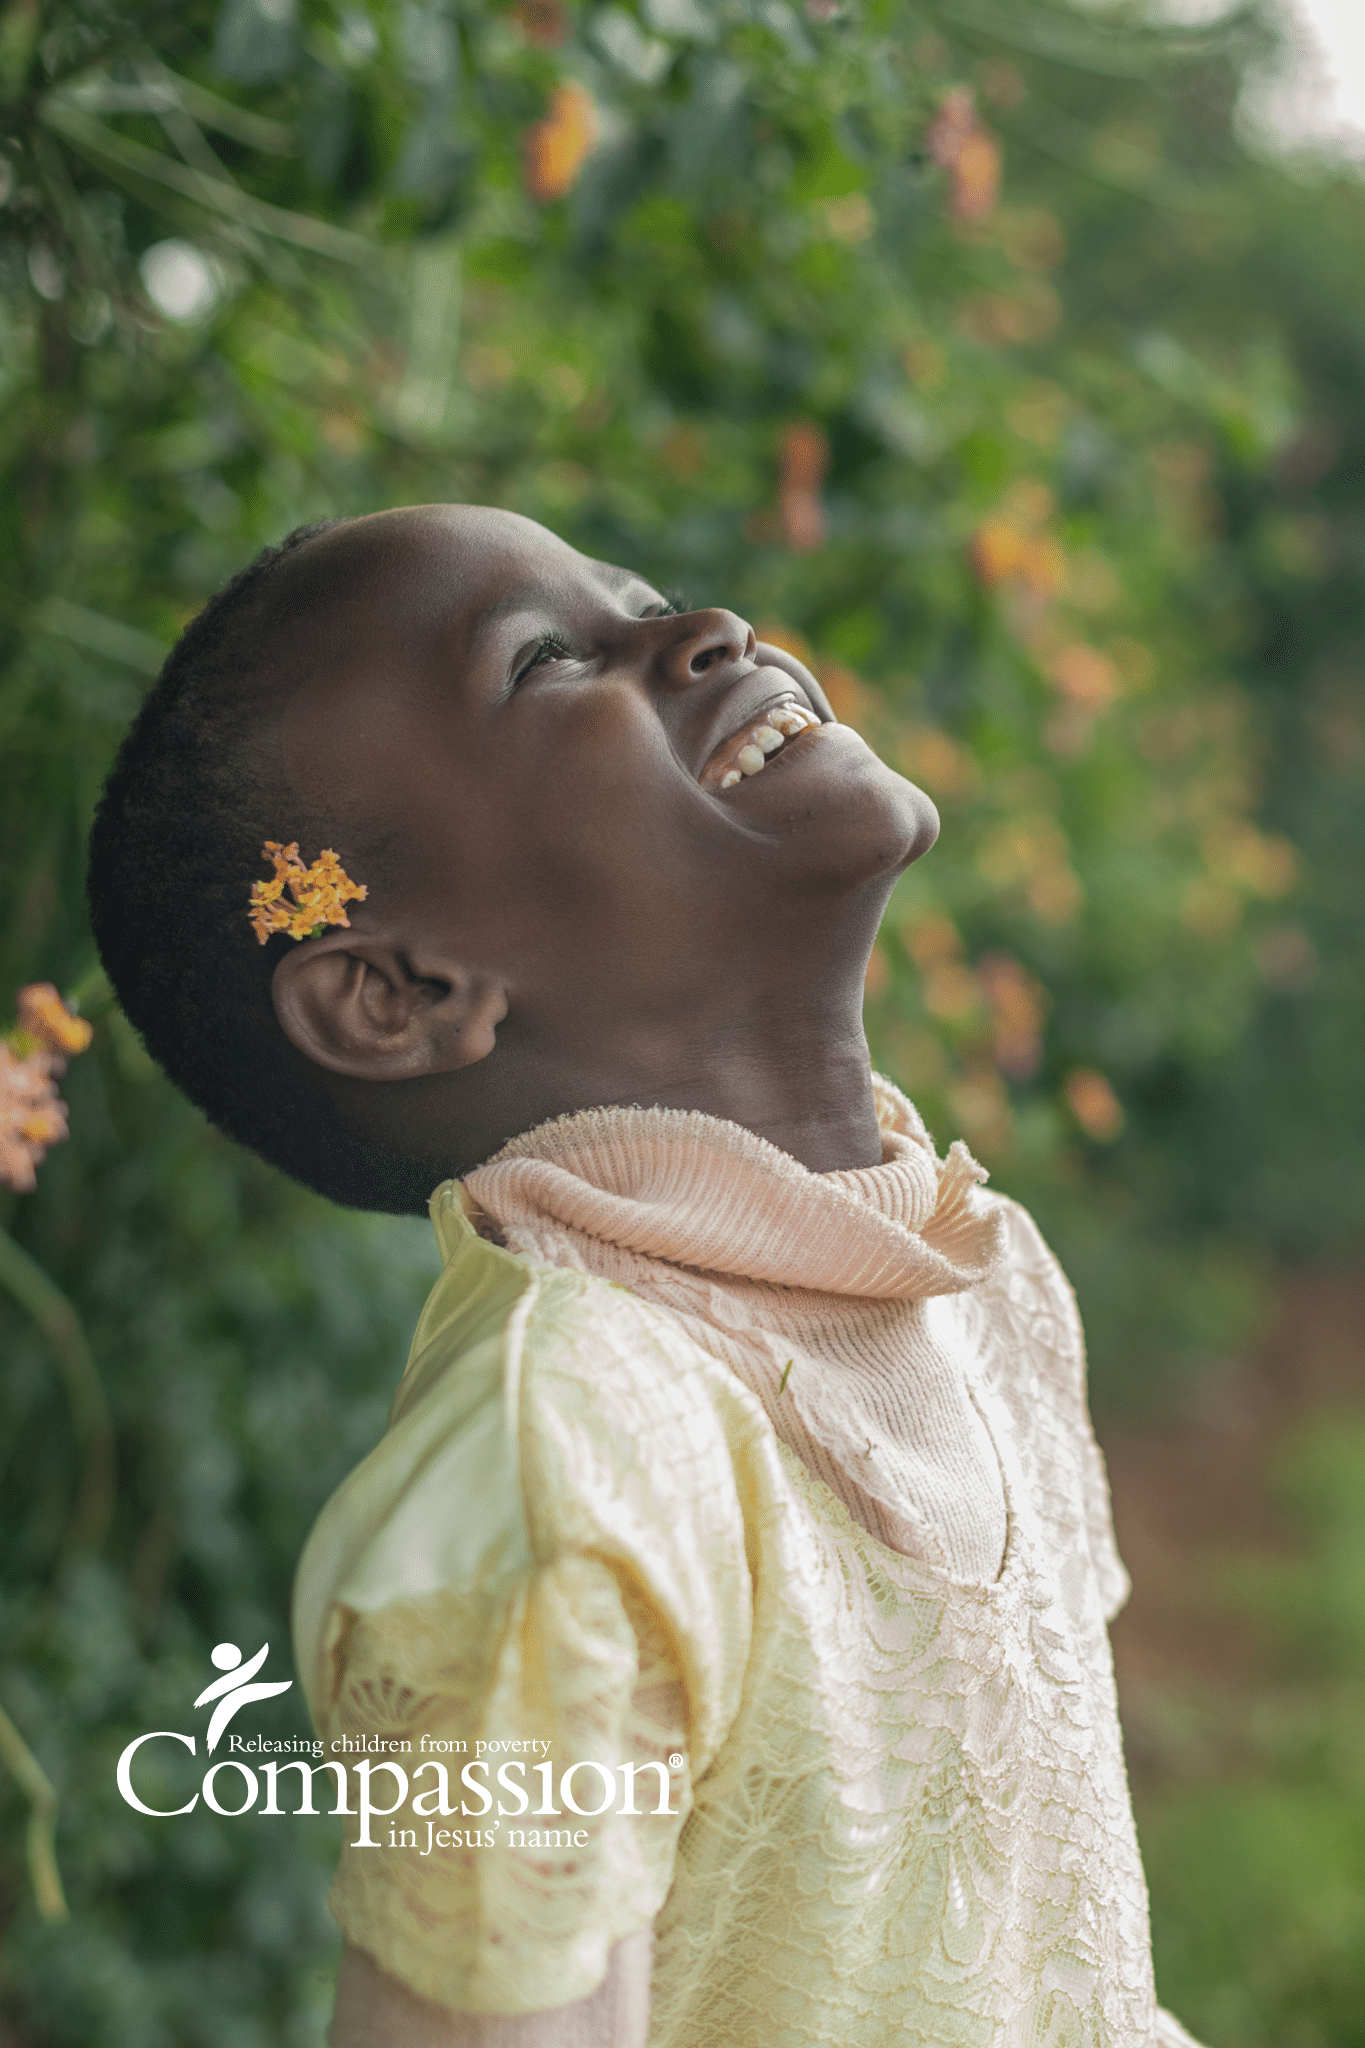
[2,0,1363,2040]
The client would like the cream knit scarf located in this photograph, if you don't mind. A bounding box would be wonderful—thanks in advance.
[463,1076,1012,1583]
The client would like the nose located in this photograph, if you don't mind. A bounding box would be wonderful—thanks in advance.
[656,608,756,687]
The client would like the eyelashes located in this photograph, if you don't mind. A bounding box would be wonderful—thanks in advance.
[509,591,692,686]
[511,629,574,684]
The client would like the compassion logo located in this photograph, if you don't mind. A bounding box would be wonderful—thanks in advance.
[116,1643,683,1850]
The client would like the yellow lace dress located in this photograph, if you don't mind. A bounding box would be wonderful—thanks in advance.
[292,1086,1201,2047]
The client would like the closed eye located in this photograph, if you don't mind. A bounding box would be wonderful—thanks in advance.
[638,587,689,619]
[511,630,574,685]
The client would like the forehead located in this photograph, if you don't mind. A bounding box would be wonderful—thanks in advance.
[294,505,647,654]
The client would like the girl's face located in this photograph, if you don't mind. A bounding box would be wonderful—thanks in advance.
[267,504,937,1165]
[279,501,935,975]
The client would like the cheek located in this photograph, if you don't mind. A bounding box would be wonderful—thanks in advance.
[470,747,699,939]
[521,703,698,867]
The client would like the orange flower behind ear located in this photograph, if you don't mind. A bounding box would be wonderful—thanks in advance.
[248,841,368,946]
[16,982,94,1058]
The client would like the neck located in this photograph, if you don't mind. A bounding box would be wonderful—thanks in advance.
[351,901,892,1176]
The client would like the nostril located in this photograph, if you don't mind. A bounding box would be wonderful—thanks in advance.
[691,642,732,675]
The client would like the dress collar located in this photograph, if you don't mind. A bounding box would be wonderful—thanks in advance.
[450,1074,1005,1303]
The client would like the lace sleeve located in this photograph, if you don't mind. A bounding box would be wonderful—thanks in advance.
[297,1263,754,2016]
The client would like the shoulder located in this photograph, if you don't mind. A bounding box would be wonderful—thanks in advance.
[293,1196,760,1722]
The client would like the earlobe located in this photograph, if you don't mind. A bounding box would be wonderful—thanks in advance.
[271,932,508,1081]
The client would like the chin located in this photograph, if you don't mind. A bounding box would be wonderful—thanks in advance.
[812,751,940,888]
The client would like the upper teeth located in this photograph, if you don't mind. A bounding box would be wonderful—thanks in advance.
[714,697,818,790]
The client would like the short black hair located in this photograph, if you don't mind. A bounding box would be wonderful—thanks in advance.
[88,523,452,1214]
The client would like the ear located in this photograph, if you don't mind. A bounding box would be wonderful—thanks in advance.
[271,930,508,1081]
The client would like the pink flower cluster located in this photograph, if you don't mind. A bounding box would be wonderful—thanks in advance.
[1,984,93,1194]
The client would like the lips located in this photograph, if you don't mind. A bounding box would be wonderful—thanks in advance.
[699,693,823,793]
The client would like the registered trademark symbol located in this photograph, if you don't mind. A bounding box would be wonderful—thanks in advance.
[669,1753,684,1769]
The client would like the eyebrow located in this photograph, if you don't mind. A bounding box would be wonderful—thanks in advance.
[464,579,557,651]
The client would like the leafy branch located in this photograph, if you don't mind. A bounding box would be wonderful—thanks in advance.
[0,1703,67,1925]
[0,1227,114,1557]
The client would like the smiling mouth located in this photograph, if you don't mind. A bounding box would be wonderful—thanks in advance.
[699,695,823,793]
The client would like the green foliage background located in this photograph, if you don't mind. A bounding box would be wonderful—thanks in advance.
[1,0,1362,2039]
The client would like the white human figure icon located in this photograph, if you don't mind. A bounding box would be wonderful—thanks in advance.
[193,1642,293,1753]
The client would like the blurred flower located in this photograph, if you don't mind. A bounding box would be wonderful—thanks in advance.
[948,1067,1012,1150]
[512,0,569,45]
[0,1047,69,1193]
[16,982,94,1059]
[814,193,875,244]
[1,984,93,1193]
[922,961,979,1021]
[1138,705,1202,764]
[900,913,980,1020]
[926,89,976,171]
[969,518,1065,598]
[1202,821,1299,899]
[754,621,816,665]
[864,942,891,997]
[1064,1068,1125,1141]
[1026,863,1082,922]
[778,418,828,551]
[926,88,1001,226]
[900,911,962,968]
[976,817,1081,923]
[1045,644,1122,756]
[248,842,368,946]
[1050,644,1121,711]
[977,952,1047,1079]
[523,82,600,203]
[959,280,1059,347]
[897,726,980,800]
[815,659,870,723]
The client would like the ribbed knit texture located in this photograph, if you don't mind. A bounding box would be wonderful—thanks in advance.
[464,1074,1011,1581]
